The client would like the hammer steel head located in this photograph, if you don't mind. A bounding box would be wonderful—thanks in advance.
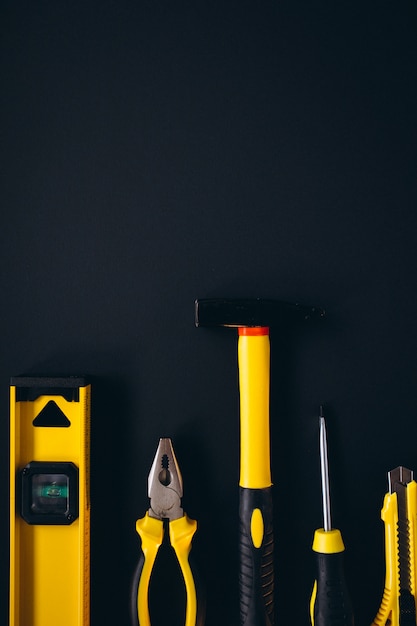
[195,298,325,328]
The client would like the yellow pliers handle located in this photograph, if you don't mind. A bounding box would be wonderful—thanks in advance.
[134,512,200,626]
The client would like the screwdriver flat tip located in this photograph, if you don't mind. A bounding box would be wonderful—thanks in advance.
[319,410,332,532]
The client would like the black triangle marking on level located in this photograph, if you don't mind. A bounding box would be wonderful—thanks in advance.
[33,400,71,427]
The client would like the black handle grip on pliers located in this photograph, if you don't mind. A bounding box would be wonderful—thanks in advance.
[239,486,274,626]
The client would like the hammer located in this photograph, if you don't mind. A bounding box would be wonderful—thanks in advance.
[195,297,325,626]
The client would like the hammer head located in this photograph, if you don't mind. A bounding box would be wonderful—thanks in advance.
[195,298,325,328]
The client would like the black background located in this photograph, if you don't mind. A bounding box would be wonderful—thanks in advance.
[1,1,417,625]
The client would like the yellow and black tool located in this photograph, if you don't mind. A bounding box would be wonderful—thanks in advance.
[195,297,324,626]
[310,407,354,626]
[9,376,91,626]
[130,437,205,626]
[371,466,417,626]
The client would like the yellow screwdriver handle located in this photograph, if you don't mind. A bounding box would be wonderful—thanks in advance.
[310,528,353,626]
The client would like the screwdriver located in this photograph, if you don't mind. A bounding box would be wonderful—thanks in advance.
[310,407,354,626]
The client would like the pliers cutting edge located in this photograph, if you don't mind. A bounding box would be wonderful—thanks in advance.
[131,437,204,626]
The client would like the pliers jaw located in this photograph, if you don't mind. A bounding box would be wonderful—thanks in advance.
[148,438,184,521]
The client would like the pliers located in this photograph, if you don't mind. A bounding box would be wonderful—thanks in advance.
[130,437,204,626]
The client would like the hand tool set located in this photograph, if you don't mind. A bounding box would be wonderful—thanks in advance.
[7,298,417,626]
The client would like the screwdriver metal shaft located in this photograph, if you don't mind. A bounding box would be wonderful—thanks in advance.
[310,408,354,626]
[319,406,331,533]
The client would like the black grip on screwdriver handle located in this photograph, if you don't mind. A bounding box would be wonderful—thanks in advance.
[239,486,274,626]
[313,552,354,626]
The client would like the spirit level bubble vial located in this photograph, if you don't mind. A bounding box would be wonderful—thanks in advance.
[9,376,91,626]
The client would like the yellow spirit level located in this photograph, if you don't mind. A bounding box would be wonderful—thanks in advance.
[9,376,91,626]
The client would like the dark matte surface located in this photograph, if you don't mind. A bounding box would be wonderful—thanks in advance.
[1,1,417,624]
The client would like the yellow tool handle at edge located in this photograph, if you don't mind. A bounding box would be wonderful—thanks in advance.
[371,482,417,626]
[135,513,164,626]
[169,515,199,626]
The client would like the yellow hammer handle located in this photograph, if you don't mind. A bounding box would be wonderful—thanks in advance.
[238,327,271,489]
[238,327,274,626]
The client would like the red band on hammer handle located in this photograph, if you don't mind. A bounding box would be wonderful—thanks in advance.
[238,327,269,336]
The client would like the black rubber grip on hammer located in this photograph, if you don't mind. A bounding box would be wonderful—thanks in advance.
[239,486,274,626]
